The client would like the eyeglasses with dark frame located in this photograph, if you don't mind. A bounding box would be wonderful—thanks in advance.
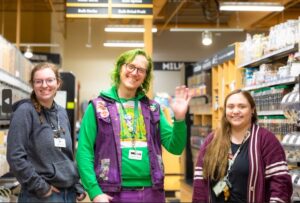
[125,63,147,75]
[33,78,57,86]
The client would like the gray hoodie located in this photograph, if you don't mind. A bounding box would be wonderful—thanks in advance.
[6,99,84,197]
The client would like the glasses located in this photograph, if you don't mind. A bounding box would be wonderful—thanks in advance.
[125,63,147,75]
[33,78,57,86]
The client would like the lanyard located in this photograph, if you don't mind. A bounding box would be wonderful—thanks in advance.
[43,107,61,138]
[118,97,139,149]
[225,130,251,183]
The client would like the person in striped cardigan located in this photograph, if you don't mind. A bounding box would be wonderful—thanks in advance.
[192,89,292,203]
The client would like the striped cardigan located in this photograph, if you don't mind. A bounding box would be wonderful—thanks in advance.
[192,124,292,203]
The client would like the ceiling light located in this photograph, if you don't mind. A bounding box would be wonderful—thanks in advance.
[18,43,60,47]
[86,18,92,48]
[104,25,157,33]
[24,46,33,59]
[103,41,144,48]
[220,2,284,12]
[170,28,244,32]
[202,31,212,46]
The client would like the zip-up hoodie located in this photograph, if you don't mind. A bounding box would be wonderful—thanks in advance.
[6,99,84,197]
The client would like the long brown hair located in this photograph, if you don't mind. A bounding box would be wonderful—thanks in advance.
[203,89,258,180]
[29,62,62,123]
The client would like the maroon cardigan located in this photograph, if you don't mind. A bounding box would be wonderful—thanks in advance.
[192,124,293,203]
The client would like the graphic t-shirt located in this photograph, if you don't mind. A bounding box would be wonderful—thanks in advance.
[117,100,152,187]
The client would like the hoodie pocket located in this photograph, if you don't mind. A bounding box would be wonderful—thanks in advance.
[45,160,79,188]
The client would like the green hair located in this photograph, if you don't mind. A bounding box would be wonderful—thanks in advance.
[111,49,153,94]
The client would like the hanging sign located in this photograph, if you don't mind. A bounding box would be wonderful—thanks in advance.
[193,45,235,73]
[66,0,152,18]
[66,7,109,18]
[154,62,195,71]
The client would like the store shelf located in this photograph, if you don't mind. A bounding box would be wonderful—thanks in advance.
[243,77,297,91]
[257,110,284,116]
[0,68,31,93]
[238,43,298,68]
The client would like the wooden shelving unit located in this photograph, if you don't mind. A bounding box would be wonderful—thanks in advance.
[212,44,244,129]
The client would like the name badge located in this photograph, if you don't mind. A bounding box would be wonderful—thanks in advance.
[54,138,66,148]
[213,180,226,196]
[128,149,142,160]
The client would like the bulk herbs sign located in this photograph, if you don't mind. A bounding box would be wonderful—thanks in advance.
[66,0,153,18]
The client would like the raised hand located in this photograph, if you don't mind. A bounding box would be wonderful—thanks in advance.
[169,85,193,121]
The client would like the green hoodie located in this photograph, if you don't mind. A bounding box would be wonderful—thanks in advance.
[76,86,187,200]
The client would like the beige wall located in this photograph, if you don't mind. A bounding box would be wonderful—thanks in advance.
[62,19,246,107]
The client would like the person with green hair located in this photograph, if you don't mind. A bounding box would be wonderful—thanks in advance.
[76,49,192,202]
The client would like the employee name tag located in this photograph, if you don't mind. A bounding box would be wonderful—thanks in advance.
[128,149,142,160]
[54,138,66,148]
[213,180,226,196]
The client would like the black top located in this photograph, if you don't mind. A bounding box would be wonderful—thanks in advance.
[211,139,249,203]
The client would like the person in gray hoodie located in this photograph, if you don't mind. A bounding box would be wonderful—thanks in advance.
[6,62,86,202]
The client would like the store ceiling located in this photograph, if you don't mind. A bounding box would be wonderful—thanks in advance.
[1,0,300,37]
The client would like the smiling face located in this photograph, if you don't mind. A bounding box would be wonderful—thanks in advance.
[225,92,254,130]
[119,54,148,95]
[32,67,60,108]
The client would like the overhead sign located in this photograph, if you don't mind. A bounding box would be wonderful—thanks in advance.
[193,45,235,73]
[66,0,108,3]
[112,0,152,4]
[154,62,195,71]
[66,0,152,18]
[111,7,152,17]
[66,7,109,18]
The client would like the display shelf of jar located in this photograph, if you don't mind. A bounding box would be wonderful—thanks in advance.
[243,77,297,91]
[0,68,31,94]
[238,43,298,68]
[257,110,284,116]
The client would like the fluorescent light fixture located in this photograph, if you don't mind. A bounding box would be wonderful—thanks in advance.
[18,43,60,47]
[170,28,244,32]
[220,2,284,12]
[24,46,33,59]
[103,41,144,48]
[105,25,157,33]
[202,31,212,46]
